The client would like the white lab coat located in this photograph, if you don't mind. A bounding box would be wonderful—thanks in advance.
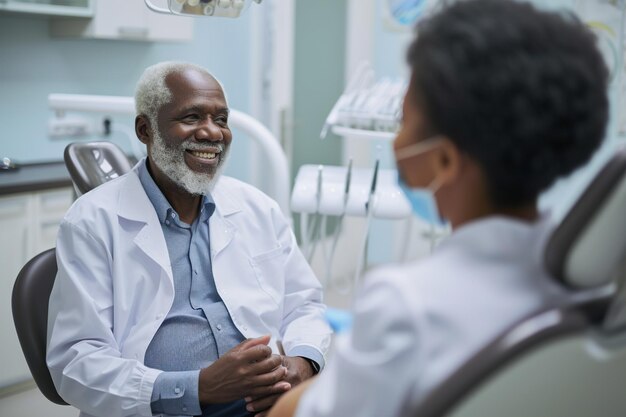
[47,164,331,417]
[296,215,565,417]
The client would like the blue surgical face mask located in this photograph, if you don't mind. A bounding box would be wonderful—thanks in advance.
[396,175,446,226]
[394,137,447,226]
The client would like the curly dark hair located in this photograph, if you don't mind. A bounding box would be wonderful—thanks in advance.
[408,0,609,207]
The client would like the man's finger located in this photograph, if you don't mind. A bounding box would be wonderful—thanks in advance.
[253,364,289,386]
[248,354,283,374]
[245,381,291,399]
[232,335,271,353]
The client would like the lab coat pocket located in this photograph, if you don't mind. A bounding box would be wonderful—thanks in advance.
[250,245,288,306]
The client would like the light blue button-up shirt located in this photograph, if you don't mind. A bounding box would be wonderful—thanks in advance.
[139,161,249,417]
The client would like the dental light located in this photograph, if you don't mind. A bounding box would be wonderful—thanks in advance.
[144,0,263,18]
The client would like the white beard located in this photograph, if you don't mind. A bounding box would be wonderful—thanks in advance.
[149,129,229,195]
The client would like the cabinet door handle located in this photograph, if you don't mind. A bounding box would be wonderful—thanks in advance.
[23,223,30,261]
[118,26,149,39]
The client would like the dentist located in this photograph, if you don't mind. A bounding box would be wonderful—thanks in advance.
[47,62,330,417]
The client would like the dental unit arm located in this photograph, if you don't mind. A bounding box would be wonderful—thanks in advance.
[144,0,263,18]
[353,159,380,288]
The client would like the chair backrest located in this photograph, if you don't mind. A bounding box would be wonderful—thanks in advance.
[11,248,67,406]
[546,149,626,290]
[445,328,626,417]
[414,148,626,417]
[64,141,132,196]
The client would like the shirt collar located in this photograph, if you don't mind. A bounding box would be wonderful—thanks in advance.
[436,213,555,263]
[138,158,216,225]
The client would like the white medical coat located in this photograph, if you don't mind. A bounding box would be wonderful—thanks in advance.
[296,215,565,417]
[47,165,331,417]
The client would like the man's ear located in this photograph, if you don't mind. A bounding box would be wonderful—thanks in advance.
[431,137,461,187]
[135,115,152,145]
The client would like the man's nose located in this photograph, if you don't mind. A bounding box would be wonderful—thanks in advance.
[196,119,223,141]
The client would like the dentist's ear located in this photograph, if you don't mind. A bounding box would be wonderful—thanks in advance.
[430,137,462,187]
[135,115,153,145]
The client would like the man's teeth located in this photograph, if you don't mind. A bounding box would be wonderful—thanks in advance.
[191,151,217,159]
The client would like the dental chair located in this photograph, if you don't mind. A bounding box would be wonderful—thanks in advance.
[415,148,626,417]
[10,141,132,406]
[64,141,132,196]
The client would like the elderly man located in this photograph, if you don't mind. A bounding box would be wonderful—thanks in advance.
[47,62,331,417]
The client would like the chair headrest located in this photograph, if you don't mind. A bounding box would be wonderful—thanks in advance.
[545,147,626,289]
[64,141,132,195]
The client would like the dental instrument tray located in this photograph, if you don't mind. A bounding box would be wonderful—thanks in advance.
[321,62,406,140]
[291,164,411,219]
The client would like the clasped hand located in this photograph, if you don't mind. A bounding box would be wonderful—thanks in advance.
[198,335,315,417]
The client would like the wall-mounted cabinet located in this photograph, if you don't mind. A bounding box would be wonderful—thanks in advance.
[50,0,194,42]
[0,0,93,17]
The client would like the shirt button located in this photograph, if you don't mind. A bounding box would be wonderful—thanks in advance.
[174,387,181,394]
[156,314,162,320]
[182,406,187,412]
[216,324,222,331]
[165,220,170,226]
[171,213,176,219]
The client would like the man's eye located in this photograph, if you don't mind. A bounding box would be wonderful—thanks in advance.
[182,114,199,122]
[215,116,228,126]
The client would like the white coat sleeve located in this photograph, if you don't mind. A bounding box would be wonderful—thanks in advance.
[47,221,162,417]
[294,272,425,417]
[273,205,332,364]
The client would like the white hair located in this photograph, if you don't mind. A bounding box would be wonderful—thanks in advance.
[134,61,228,127]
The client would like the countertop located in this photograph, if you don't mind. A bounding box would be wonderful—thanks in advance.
[0,161,73,196]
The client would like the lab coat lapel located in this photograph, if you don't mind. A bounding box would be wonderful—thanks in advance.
[210,214,236,258]
[210,180,242,258]
[117,171,172,277]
